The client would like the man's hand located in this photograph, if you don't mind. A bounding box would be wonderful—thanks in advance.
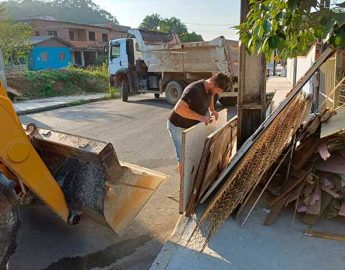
[211,110,219,120]
[200,116,211,126]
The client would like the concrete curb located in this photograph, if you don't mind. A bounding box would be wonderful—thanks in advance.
[16,95,119,116]
[150,215,196,270]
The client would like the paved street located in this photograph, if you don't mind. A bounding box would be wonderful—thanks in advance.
[10,94,234,270]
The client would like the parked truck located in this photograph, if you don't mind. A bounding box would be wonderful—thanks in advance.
[108,29,239,106]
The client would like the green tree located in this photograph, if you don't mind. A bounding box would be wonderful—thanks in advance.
[2,0,119,25]
[237,0,345,58]
[0,17,32,64]
[139,13,161,31]
[179,31,203,42]
[139,14,203,42]
[159,17,187,34]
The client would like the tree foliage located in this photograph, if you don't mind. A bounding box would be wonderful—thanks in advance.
[2,0,118,25]
[139,14,203,42]
[237,0,345,58]
[0,6,32,64]
[139,13,162,31]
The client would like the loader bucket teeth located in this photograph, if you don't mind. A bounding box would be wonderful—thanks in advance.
[24,125,167,234]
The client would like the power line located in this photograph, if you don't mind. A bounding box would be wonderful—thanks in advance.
[184,22,238,26]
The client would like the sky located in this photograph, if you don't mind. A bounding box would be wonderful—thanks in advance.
[93,0,241,41]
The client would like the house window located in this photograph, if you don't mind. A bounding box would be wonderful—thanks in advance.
[88,31,95,41]
[48,30,57,36]
[102,33,108,42]
[69,31,74,41]
[40,52,48,62]
[58,52,66,61]
[35,31,40,36]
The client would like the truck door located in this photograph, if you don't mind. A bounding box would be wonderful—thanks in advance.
[109,39,128,75]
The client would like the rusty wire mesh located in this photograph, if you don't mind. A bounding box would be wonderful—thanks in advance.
[187,93,312,251]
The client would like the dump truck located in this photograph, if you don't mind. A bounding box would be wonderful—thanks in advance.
[108,29,239,106]
[0,74,166,267]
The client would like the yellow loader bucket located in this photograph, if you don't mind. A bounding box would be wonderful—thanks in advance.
[24,124,167,234]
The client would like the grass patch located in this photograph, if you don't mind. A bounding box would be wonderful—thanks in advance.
[7,64,114,99]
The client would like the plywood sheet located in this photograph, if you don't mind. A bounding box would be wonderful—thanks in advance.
[180,109,227,212]
[186,116,237,216]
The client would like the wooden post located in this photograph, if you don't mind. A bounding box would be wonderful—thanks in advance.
[237,0,266,148]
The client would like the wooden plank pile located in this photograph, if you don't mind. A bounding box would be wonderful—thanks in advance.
[180,109,228,213]
[180,110,237,214]
[185,116,237,216]
[263,105,345,226]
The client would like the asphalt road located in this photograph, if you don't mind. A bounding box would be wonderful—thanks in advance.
[9,94,235,270]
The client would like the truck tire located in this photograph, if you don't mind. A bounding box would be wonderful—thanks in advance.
[122,78,129,102]
[165,80,184,105]
[219,96,237,106]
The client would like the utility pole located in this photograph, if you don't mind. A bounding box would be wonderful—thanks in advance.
[237,0,266,148]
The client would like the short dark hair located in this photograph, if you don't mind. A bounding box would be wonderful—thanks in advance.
[210,73,230,90]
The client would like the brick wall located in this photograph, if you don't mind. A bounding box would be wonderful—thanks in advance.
[24,19,128,50]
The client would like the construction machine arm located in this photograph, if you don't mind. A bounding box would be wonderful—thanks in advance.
[0,80,75,224]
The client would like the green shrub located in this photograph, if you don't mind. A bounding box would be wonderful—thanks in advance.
[8,65,110,99]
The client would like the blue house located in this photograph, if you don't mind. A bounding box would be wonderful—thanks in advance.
[29,36,73,70]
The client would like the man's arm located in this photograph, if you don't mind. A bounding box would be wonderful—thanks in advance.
[208,95,219,120]
[175,100,210,124]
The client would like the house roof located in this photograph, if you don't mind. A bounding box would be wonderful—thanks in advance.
[30,36,74,47]
[19,17,130,32]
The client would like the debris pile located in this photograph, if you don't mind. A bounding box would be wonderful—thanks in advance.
[264,106,345,225]
[185,48,340,251]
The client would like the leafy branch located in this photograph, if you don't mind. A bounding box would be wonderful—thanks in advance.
[236,0,345,59]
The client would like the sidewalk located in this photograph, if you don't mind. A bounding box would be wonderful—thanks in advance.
[13,93,109,115]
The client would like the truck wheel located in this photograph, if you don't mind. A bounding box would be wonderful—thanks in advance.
[219,97,237,106]
[165,80,184,105]
[122,79,129,102]
[154,94,160,99]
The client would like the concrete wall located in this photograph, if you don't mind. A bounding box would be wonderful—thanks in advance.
[286,45,316,93]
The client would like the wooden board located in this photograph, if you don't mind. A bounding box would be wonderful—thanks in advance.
[180,109,227,212]
[185,116,237,216]
[200,118,237,197]
[321,106,345,138]
[304,230,345,242]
